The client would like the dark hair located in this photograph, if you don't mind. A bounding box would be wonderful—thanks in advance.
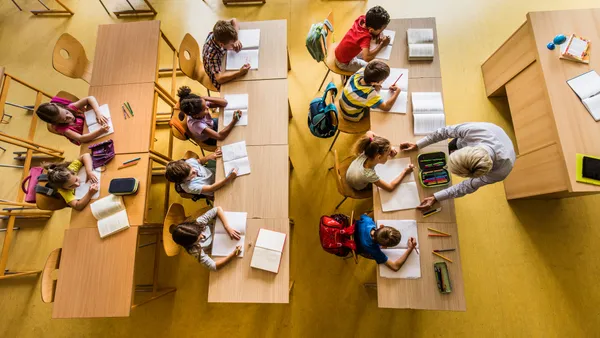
[177,86,205,119]
[365,6,390,30]
[213,20,238,44]
[169,220,205,248]
[43,161,74,187]
[165,160,191,183]
[353,133,391,159]
[363,61,390,83]
[374,226,401,247]
[36,102,76,124]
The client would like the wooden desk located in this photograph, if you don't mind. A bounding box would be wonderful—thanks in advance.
[214,145,289,219]
[223,20,288,81]
[217,79,289,146]
[481,9,600,199]
[91,21,160,86]
[208,218,290,303]
[53,227,138,318]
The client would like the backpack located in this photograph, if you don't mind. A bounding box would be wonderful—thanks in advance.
[34,174,68,211]
[306,21,330,62]
[21,166,44,203]
[308,82,338,138]
[319,213,356,258]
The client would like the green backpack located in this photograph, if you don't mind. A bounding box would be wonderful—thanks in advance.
[306,20,333,62]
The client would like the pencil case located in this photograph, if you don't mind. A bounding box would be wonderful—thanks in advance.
[108,178,139,195]
[434,262,452,294]
[418,152,450,188]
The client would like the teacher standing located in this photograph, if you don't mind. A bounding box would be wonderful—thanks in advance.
[400,122,516,209]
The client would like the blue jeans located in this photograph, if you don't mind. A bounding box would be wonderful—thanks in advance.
[204,118,219,146]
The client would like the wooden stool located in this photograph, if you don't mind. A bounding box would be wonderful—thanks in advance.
[179,33,219,96]
[319,12,354,91]
[52,34,93,84]
[40,248,62,303]
[328,150,372,209]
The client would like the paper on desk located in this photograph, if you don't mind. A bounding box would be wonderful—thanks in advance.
[372,90,408,113]
[237,29,261,49]
[222,141,248,162]
[84,104,114,140]
[224,109,248,126]
[224,94,249,110]
[75,167,101,200]
[212,211,247,257]
[375,158,420,212]
[380,248,421,278]
[226,49,259,70]
[382,68,408,91]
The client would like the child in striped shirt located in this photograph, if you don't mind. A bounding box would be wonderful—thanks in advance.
[339,60,401,122]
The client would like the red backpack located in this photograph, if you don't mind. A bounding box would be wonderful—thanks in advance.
[319,212,357,259]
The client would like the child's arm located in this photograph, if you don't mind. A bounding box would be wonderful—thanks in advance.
[214,245,242,270]
[68,183,98,211]
[216,206,241,240]
[70,96,108,125]
[230,18,240,31]
[360,35,391,62]
[201,111,241,141]
[373,164,414,192]
[200,168,238,193]
[215,65,251,84]
[79,153,98,183]
[63,124,110,143]
[384,238,416,271]
[375,85,401,111]
[203,96,228,107]
[199,148,222,165]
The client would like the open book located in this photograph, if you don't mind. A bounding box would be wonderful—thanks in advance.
[250,228,287,273]
[373,68,409,113]
[90,194,129,239]
[407,28,434,60]
[567,70,600,121]
[74,167,101,200]
[223,94,249,126]
[374,158,420,212]
[560,34,590,64]
[412,92,446,135]
[222,141,251,176]
[212,211,247,257]
[226,29,260,70]
[377,220,421,279]
[84,104,114,140]
[370,29,396,60]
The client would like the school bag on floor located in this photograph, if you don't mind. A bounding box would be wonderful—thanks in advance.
[308,82,338,138]
[305,19,333,62]
[34,173,68,211]
[319,212,356,257]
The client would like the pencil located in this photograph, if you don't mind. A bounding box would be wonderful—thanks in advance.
[121,105,128,119]
[123,157,141,165]
[392,73,403,87]
[428,227,451,236]
[434,249,456,253]
[415,247,419,255]
[432,251,453,263]
[125,102,134,116]
[428,233,451,237]
[118,161,139,170]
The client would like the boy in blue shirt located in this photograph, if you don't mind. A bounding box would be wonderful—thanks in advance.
[355,214,417,271]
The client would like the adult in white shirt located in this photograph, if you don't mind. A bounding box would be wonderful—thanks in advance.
[400,122,516,209]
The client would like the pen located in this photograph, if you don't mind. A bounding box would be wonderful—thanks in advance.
[121,105,128,119]
[434,249,456,253]
[123,157,141,165]
[392,73,403,87]
[118,162,139,170]
[125,102,134,116]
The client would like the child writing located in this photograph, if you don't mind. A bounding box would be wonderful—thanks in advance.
[346,131,414,191]
[177,86,241,146]
[36,96,109,145]
[335,6,391,73]
[202,18,250,91]
[340,60,401,122]
[44,153,98,211]
[165,148,238,197]
[170,206,242,271]
[355,213,417,271]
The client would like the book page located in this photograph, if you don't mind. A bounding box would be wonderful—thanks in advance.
[90,194,125,220]
[376,219,418,249]
[224,94,249,110]
[374,158,414,183]
[224,109,249,126]
[224,157,251,176]
[255,229,286,252]
[414,114,446,135]
[86,104,114,139]
[407,28,434,44]
[75,167,101,200]
[582,95,600,121]
[412,92,444,112]
[378,181,421,212]
[381,68,408,91]
[372,90,408,113]
[379,248,421,279]
[226,49,259,70]
[567,71,600,100]
[237,29,260,49]
[215,211,247,235]
[250,246,282,273]
[374,45,393,60]
[408,43,434,58]
[566,36,588,58]
[211,234,246,257]
[97,209,130,238]
[222,141,248,162]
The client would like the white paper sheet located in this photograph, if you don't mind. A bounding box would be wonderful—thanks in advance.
[224,94,249,110]
[237,29,261,49]
[381,68,408,91]
[250,247,282,273]
[97,209,130,239]
[226,49,259,70]
[414,114,446,135]
[222,141,248,162]
[375,158,414,183]
[212,211,247,257]
[224,109,249,126]
[75,167,101,200]
[379,248,421,278]
[374,159,419,212]
[224,157,251,176]
[84,104,114,139]
[567,70,600,100]
[255,229,286,252]
[372,90,408,113]
[583,95,600,121]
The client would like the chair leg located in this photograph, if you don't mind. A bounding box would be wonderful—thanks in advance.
[328,130,340,152]
[335,196,348,210]
[318,69,331,92]
[207,90,211,97]
[200,148,205,156]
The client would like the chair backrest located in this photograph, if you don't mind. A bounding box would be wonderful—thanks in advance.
[179,33,203,81]
[333,149,349,196]
[52,33,92,83]
[169,105,190,141]
[41,248,62,303]
[323,12,335,54]
[55,90,79,103]
[163,203,186,257]
[183,151,200,161]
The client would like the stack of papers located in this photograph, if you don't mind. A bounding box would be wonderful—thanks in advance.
[211,211,247,257]
[250,228,287,273]
[84,104,114,140]
[377,220,421,279]
[411,92,446,135]
[370,30,396,60]
[223,94,249,126]
[226,29,260,70]
[373,68,409,113]
[222,141,251,176]
[374,157,420,212]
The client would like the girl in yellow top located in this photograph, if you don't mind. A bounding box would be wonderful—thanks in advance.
[44,153,99,210]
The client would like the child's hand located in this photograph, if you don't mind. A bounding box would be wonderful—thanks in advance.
[232,110,242,122]
[89,183,99,194]
[233,245,242,256]
[86,171,98,183]
[389,147,398,158]
[407,237,417,249]
[227,227,242,240]
[227,168,238,180]
[100,123,110,132]
[399,142,418,152]
[389,84,399,93]
[381,35,391,47]
[404,163,415,174]
[233,40,243,52]
[239,64,251,75]
[209,148,222,160]
[96,114,109,126]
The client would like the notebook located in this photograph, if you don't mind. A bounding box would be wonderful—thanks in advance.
[377,219,421,279]
[222,141,251,176]
[250,228,287,273]
[370,30,396,60]
[566,70,600,121]
[560,34,590,64]
[374,158,420,212]
[74,167,101,200]
[84,104,114,140]
[211,211,247,257]
[237,29,261,49]
[223,94,249,126]
[407,28,434,60]
[411,92,446,135]
[226,31,260,71]
[90,194,129,239]
[373,68,409,113]
[576,153,600,186]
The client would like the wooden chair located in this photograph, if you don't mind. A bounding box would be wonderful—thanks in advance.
[329,101,370,151]
[174,151,215,203]
[163,204,185,257]
[98,0,157,18]
[11,0,74,15]
[46,91,80,136]
[179,34,218,95]
[329,150,372,209]
[319,12,354,92]
[41,248,62,303]
[52,34,93,84]
[169,105,217,156]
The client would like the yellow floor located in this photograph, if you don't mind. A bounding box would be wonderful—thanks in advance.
[1,0,600,336]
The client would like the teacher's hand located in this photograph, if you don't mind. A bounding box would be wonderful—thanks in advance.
[399,142,417,152]
[417,196,436,210]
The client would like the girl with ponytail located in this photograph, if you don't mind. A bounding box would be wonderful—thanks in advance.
[44,153,98,210]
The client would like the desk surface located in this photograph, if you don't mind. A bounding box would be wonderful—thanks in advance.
[223,20,288,82]
[215,145,289,219]
[70,153,151,228]
[91,21,160,86]
[208,218,290,303]
[218,79,289,146]
[53,227,138,318]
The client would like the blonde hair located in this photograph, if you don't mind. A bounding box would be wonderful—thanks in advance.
[374,226,401,247]
[353,133,391,159]
[448,146,493,178]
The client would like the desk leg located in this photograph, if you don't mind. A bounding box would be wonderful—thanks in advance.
[287,47,291,71]
[288,99,293,120]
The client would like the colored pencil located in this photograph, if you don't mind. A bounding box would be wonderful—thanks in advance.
[434,249,456,253]
[415,247,419,255]
[121,105,128,119]
[118,161,139,170]
[432,251,453,263]
[428,233,451,237]
[392,73,403,87]
[423,207,442,217]
[123,157,141,165]
[428,227,451,236]
[421,158,444,163]
[125,102,134,116]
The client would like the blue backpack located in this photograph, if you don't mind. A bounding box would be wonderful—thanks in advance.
[308,82,338,138]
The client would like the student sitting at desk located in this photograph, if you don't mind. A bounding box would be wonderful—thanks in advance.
[203,18,250,91]
[44,153,98,211]
[36,96,109,146]
[340,60,401,122]
[400,122,516,209]
[177,86,241,146]
[346,131,414,192]
[355,214,417,271]
[170,206,241,271]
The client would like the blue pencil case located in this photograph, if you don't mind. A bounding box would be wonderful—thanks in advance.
[418,152,450,188]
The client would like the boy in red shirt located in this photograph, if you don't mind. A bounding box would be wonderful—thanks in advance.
[335,6,391,73]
